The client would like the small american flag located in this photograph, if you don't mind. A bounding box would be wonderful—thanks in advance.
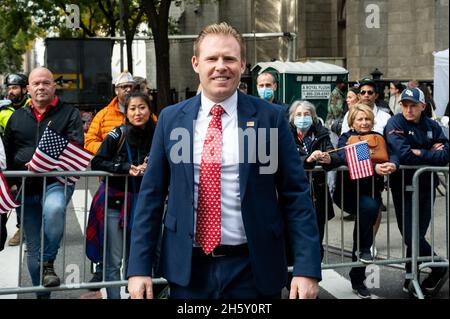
[26,127,94,185]
[0,172,20,214]
[345,141,374,180]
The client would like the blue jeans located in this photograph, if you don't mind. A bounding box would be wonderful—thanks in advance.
[104,208,128,299]
[22,182,74,294]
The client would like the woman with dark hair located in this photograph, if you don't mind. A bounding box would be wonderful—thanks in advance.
[346,87,360,110]
[389,81,405,114]
[88,91,156,299]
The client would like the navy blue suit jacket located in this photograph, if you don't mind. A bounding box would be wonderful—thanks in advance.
[127,91,321,295]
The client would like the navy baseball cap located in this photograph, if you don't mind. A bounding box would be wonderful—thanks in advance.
[400,87,425,104]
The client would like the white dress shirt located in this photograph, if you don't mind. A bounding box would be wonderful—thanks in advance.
[341,104,392,135]
[193,91,247,246]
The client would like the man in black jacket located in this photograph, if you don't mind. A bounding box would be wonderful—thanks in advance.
[3,67,84,299]
[385,87,449,296]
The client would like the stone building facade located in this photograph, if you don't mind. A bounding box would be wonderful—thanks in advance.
[146,0,448,99]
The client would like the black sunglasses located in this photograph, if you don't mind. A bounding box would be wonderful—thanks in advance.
[360,90,374,96]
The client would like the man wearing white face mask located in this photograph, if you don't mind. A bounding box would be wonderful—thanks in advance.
[256,72,289,116]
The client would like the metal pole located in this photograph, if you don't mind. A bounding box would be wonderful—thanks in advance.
[411,168,424,298]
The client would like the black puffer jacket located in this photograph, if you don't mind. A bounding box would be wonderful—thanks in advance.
[291,122,338,222]
[91,121,155,196]
[3,99,84,193]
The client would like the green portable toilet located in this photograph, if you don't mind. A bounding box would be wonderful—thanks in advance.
[251,61,348,121]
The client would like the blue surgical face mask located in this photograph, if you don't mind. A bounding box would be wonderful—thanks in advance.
[257,87,274,101]
[294,115,313,130]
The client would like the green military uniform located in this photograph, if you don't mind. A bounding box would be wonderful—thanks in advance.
[325,87,345,128]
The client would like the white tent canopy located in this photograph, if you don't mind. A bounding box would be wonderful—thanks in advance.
[433,49,449,117]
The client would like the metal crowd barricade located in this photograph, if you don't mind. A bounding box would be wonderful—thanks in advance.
[0,170,168,298]
[305,165,448,298]
[0,166,448,298]
[410,167,449,299]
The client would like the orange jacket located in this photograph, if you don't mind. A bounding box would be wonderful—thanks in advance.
[84,97,125,154]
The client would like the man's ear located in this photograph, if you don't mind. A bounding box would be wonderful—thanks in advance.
[240,60,246,73]
[192,56,199,74]
[274,82,278,91]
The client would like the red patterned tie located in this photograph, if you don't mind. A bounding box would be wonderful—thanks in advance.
[196,104,225,254]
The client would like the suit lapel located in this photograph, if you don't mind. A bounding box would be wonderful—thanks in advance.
[179,95,201,199]
[237,92,258,201]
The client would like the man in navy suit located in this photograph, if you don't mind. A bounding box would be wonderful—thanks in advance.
[127,22,321,299]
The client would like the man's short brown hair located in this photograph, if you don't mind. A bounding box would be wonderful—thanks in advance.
[193,22,246,60]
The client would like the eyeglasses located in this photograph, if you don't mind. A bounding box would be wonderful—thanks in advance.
[117,84,133,90]
[360,90,374,96]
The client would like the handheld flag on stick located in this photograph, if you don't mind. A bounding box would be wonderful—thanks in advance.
[344,141,374,180]
[26,127,94,185]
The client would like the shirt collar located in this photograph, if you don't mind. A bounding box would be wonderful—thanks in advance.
[200,90,237,118]
[373,104,379,114]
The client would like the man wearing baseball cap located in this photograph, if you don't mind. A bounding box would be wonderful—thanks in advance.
[385,87,449,296]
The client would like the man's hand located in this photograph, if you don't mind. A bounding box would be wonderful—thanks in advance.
[411,149,421,157]
[289,276,319,299]
[432,143,444,151]
[128,276,153,299]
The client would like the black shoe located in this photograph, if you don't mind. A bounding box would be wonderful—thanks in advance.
[42,262,60,287]
[421,268,449,295]
[88,271,103,291]
[352,284,372,299]
[359,251,373,264]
